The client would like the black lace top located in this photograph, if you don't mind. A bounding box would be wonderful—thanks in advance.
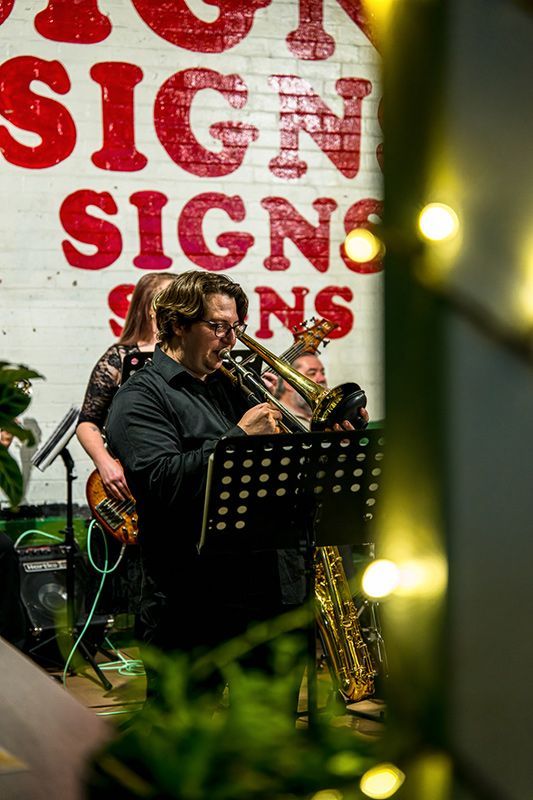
[78,343,142,429]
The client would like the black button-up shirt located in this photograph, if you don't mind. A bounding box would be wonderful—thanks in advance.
[105,346,304,650]
[107,346,246,537]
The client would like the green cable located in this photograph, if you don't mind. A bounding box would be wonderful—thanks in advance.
[96,707,144,717]
[12,524,144,683]
[62,521,111,686]
[14,529,63,548]
[99,636,145,675]
[63,521,130,685]
[86,520,126,574]
[62,522,145,683]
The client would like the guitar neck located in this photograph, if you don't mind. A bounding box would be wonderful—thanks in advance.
[260,339,309,374]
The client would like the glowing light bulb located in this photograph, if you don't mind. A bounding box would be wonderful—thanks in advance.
[418,203,459,242]
[361,559,400,599]
[360,763,405,799]
[344,228,383,262]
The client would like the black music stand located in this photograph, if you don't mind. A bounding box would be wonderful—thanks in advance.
[199,428,385,724]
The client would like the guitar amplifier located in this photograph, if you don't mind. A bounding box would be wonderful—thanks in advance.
[16,543,113,669]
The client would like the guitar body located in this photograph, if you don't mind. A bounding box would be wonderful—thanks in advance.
[85,317,337,545]
[86,469,139,545]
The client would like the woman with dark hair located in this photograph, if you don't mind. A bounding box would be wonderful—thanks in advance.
[76,272,174,500]
[76,273,174,628]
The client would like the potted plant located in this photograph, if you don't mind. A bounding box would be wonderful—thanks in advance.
[86,621,379,799]
[0,361,42,508]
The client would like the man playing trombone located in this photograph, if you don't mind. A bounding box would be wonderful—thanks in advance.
[105,270,367,696]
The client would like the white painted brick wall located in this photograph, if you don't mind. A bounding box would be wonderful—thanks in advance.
[0,0,383,507]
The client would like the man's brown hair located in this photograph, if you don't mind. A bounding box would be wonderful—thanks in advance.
[154,270,249,346]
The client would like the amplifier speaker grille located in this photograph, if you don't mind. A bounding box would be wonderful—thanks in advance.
[15,543,113,669]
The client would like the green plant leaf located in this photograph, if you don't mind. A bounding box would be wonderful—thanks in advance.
[86,641,377,800]
[0,446,24,507]
[0,362,43,436]
[0,419,35,446]
[0,383,32,422]
[0,362,43,382]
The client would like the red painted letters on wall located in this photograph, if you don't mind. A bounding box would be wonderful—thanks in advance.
[90,63,147,172]
[34,0,111,43]
[131,0,271,53]
[0,56,75,168]
[0,1,382,341]
[130,192,172,271]
[261,198,338,272]
[178,193,254,271]
[60,190,122,270]
[154,69,259,177]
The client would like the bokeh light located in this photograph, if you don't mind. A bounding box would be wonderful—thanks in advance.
[310,790,343,800]
[362,555,447,600]
[516,231,533,326]
[361,559,400,598]
[344,228,383,263]
[418,203,460,242]
[360,763,405,798]
[395,555,447,597]
[362,0,398,43]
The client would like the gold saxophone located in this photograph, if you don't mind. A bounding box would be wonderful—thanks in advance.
[315,546,376,702]
[225,329,377,702]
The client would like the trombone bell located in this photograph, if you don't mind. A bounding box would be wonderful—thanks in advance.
[236,330,367,431]
[311,382,367,431]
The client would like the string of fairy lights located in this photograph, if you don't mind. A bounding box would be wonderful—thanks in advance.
[338,205,460,799]
[343,202,460,265]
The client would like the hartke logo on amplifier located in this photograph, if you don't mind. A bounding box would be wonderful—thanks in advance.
[23,559,67,572]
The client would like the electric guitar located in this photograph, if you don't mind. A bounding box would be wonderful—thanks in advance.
[86,468,139,546]
[86,317,337,545]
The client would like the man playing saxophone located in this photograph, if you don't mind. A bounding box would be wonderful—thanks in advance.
[105,270,367,698]
[269,353,375,701]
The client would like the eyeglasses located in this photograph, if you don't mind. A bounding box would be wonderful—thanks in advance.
[200,320,247,339]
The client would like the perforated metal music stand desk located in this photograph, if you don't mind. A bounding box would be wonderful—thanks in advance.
[199,429,385,722]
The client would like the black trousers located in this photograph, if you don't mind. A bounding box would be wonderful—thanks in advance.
[0,532,27,650]
[140,548,307,706]
[143,613,305,716]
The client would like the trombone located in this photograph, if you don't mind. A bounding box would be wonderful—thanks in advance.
[220,347,308,433]
[221,330,368,432]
